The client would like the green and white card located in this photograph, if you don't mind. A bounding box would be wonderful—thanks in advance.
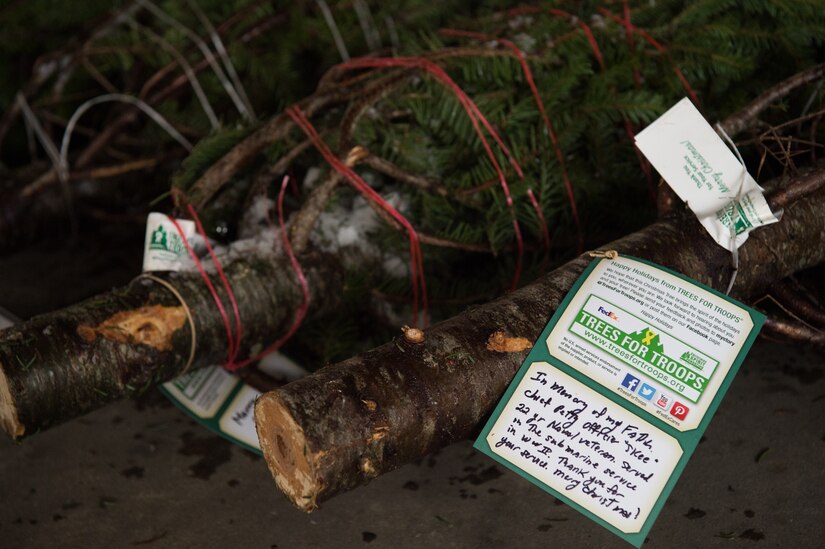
[474,255,764,547]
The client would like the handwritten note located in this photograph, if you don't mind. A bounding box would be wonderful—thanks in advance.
[487,363,681,534]
[475,255,764,547]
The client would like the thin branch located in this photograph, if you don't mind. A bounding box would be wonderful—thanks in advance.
[126,17,220,129]
[352,0,382,51]
[80,56,119,94]
[57,94,193,175]
[188,70,413,210]
[315,0,350,62]
[136,0,252,121]
[68,157,162,181]
[767,164,825,210]
[185,0,256,121]
[384,15,400,53]
[16,93,77,234]
[752,294,822,333]
[763,317,825,347]
[418,233,491,253]
[357,184,492,254]
[0,2,142,150]
[22,94,193,199]
[318,47,518,90]
[31,109,95,138]
[770,280,825,328]
[720,62,825,136]
[338,74,410,152]
[290,169,343,255]
[252,135,323,191]
[362,154,449,197]
[16,94,61,171]
[11,1,272,203]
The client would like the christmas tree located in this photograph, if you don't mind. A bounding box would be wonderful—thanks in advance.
[0,0,824,508]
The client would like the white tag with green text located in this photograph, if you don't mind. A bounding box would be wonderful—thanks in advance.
[635,98,780,250]
[142,212,195,272]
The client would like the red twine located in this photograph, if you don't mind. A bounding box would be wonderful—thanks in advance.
[285,105,429,326]
[439,28,581,253]
[598,8,700,107]
[508,6,607,70]
[615,2,656,199]
[526,188,550,252]
[231,175,310,370]
[507,6,657,202]
[622,0,642,89]
[167,175,309,371]
[334,55,526,290]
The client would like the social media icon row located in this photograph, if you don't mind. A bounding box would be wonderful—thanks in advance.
[620,373,688,420]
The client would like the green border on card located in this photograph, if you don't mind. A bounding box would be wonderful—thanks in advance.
[474,255,764,547]
[158,381,263,456]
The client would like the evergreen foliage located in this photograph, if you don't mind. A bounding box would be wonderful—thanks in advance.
[2,1,823,364]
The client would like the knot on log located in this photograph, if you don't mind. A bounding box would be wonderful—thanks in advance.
[76,305,187,351]
[401,325,425,344]
[486,331,532,353]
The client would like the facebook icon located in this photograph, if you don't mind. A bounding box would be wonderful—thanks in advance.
[621,373,640,392]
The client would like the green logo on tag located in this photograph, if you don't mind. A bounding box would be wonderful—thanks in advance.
[149,224,186,256]
[716,203,753,235]
[679,351,707,371]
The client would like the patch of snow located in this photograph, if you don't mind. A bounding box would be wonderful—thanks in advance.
[303,167,323,191]
[514,33,537,53]
[337,225,359,247]
[507,15,534,29]
[238,194,275,239]
[382,255,407,278]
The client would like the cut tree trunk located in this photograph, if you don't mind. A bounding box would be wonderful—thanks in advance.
[0,252,342,439]
[254,165,825,511]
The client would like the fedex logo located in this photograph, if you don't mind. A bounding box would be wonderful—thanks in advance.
[598,306,619,321]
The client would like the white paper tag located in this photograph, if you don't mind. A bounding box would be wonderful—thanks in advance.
[635,98,780,250]
[160,352,308,453]
[142,212,195,272]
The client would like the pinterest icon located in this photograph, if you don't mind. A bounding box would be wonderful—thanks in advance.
[670,402,689,421]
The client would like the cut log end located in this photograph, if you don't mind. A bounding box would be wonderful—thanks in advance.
[255,393,320,512]
[0,363,24,439]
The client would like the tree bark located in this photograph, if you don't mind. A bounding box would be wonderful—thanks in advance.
[254,165,825,511]
[0,252,342,439]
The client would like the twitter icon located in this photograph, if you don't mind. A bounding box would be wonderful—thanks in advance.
[638,383,656,401]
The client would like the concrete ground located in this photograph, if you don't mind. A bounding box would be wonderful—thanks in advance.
[0,339,823,548]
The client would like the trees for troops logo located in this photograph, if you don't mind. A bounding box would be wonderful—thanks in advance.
[149,224,186,257]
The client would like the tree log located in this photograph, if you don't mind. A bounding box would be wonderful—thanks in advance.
[0,252,342,439]
[254,166,825,511]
